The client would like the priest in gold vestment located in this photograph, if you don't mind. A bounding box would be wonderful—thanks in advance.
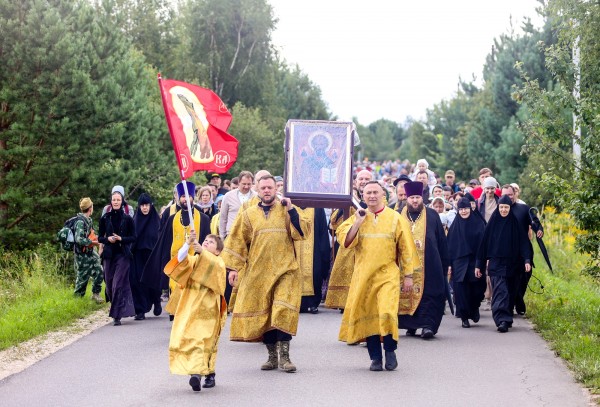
[399,182,450,340]
[222,175,309,373]
[337,181,420,371]
[164,232,226,391]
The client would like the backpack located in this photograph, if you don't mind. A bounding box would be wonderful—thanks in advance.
[57,215,81,251]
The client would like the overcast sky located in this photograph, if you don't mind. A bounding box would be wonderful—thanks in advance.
[269,0,544,125]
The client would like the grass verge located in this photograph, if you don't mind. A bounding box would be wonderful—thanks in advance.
[0,244,106,351]
[525,209,600,398]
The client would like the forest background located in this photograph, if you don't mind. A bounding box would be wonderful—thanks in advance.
[0,0,599,276]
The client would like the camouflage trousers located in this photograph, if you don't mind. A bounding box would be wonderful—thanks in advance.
[74,251,103,296]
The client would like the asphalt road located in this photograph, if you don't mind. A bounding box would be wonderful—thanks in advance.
[0,305,591,407]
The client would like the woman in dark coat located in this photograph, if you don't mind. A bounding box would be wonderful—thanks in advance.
[447,197,486,328]
[130,193,161,320]
[475,195,532,333]
[99,190,136,325]
[197,186,218,220]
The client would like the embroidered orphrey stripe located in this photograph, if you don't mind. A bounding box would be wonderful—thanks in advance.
[360,233,394,239]
[223,247,246,262]
[273,299,299,312]
[254,228,287,237]
[232,309,270,318]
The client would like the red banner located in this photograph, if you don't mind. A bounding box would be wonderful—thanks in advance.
[158,75,238,178]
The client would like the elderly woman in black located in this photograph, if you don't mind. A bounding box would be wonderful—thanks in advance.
[475,195,532,333]
[447,197,486,328]
[99,190,136,325]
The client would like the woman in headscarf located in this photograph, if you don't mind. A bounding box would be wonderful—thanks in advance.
[447,197,486,328]
[99,189,136,325]
[130,193,161,320]
[475,195,532,333]
[197,186,218,220]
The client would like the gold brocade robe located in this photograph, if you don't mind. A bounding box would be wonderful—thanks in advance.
[325,207,356,309]
[398,206,427,315]
[226,195,262,312]
[294,208,316,296]
[337,207,419,344]
[221,202,309,342]
[164,250,227,375]
[165,212,202,315]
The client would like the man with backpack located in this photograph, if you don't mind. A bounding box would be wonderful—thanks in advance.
[74,197,104,304]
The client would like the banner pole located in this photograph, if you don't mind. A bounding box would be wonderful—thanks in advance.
[181,170,196,235]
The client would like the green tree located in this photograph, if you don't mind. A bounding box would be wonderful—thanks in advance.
[0,0,172,248]
[515,0,600,278]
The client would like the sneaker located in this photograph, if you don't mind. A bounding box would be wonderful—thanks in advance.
[91,293,105,304]
[203,373,215,388]
[483,299,491,311]
[113,318,121,326]
[370,359,383,371]
[134,313,145,321]
[189,375,201,392]
[161,291,169,302]
[384,351,398,371]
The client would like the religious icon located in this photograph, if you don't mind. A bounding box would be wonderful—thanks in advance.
[284,120,356,208]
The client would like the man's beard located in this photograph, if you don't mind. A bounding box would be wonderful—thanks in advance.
[261,195,275,205]
[408,202,424,214]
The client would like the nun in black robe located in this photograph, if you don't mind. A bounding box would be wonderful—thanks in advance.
[130,193,161,319]
[475,196,532,332]
[447,197,486,328]
[300,208,331,313]
[399,194,450,338]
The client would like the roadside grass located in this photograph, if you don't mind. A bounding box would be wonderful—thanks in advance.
[525,209,600,397]
[0,244,106,351]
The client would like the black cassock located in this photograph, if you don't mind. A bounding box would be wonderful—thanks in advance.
[140,207,211,293]
[399,207,450,334]
[447,201,486,323]
[300,208,331,311]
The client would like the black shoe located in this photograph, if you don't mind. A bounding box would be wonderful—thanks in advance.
[461,319,471,328]
[203,373,215,388]
[134,313,145,321]
[113,318,121,326]
[169,314,174,322]
[517,311,525,316]
[309,307,319,314]
[189,375,201,392]
[406,329,416,337]
[384,351,398,371]
[472,309,480,323]
[370,359,383,371]
[153,300,162,316]
[497,322,509,333]
[421,328,434,339]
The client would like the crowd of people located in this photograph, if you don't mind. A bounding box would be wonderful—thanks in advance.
[69,158,543,390]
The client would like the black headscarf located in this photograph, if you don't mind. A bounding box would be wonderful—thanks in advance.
[477,195,521,261]
[447,197,486,259]
[133,193,160,251]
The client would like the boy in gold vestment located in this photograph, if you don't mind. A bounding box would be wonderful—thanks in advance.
[164,232,226,392]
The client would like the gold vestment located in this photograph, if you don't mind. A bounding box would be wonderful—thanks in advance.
[164,250,227,375]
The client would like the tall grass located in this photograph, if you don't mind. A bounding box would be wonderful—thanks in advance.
[0,243,106,350]
[525,208,600,396]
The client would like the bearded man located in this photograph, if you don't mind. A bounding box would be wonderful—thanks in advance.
[398,182,450,339]
[222,175,309,372]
